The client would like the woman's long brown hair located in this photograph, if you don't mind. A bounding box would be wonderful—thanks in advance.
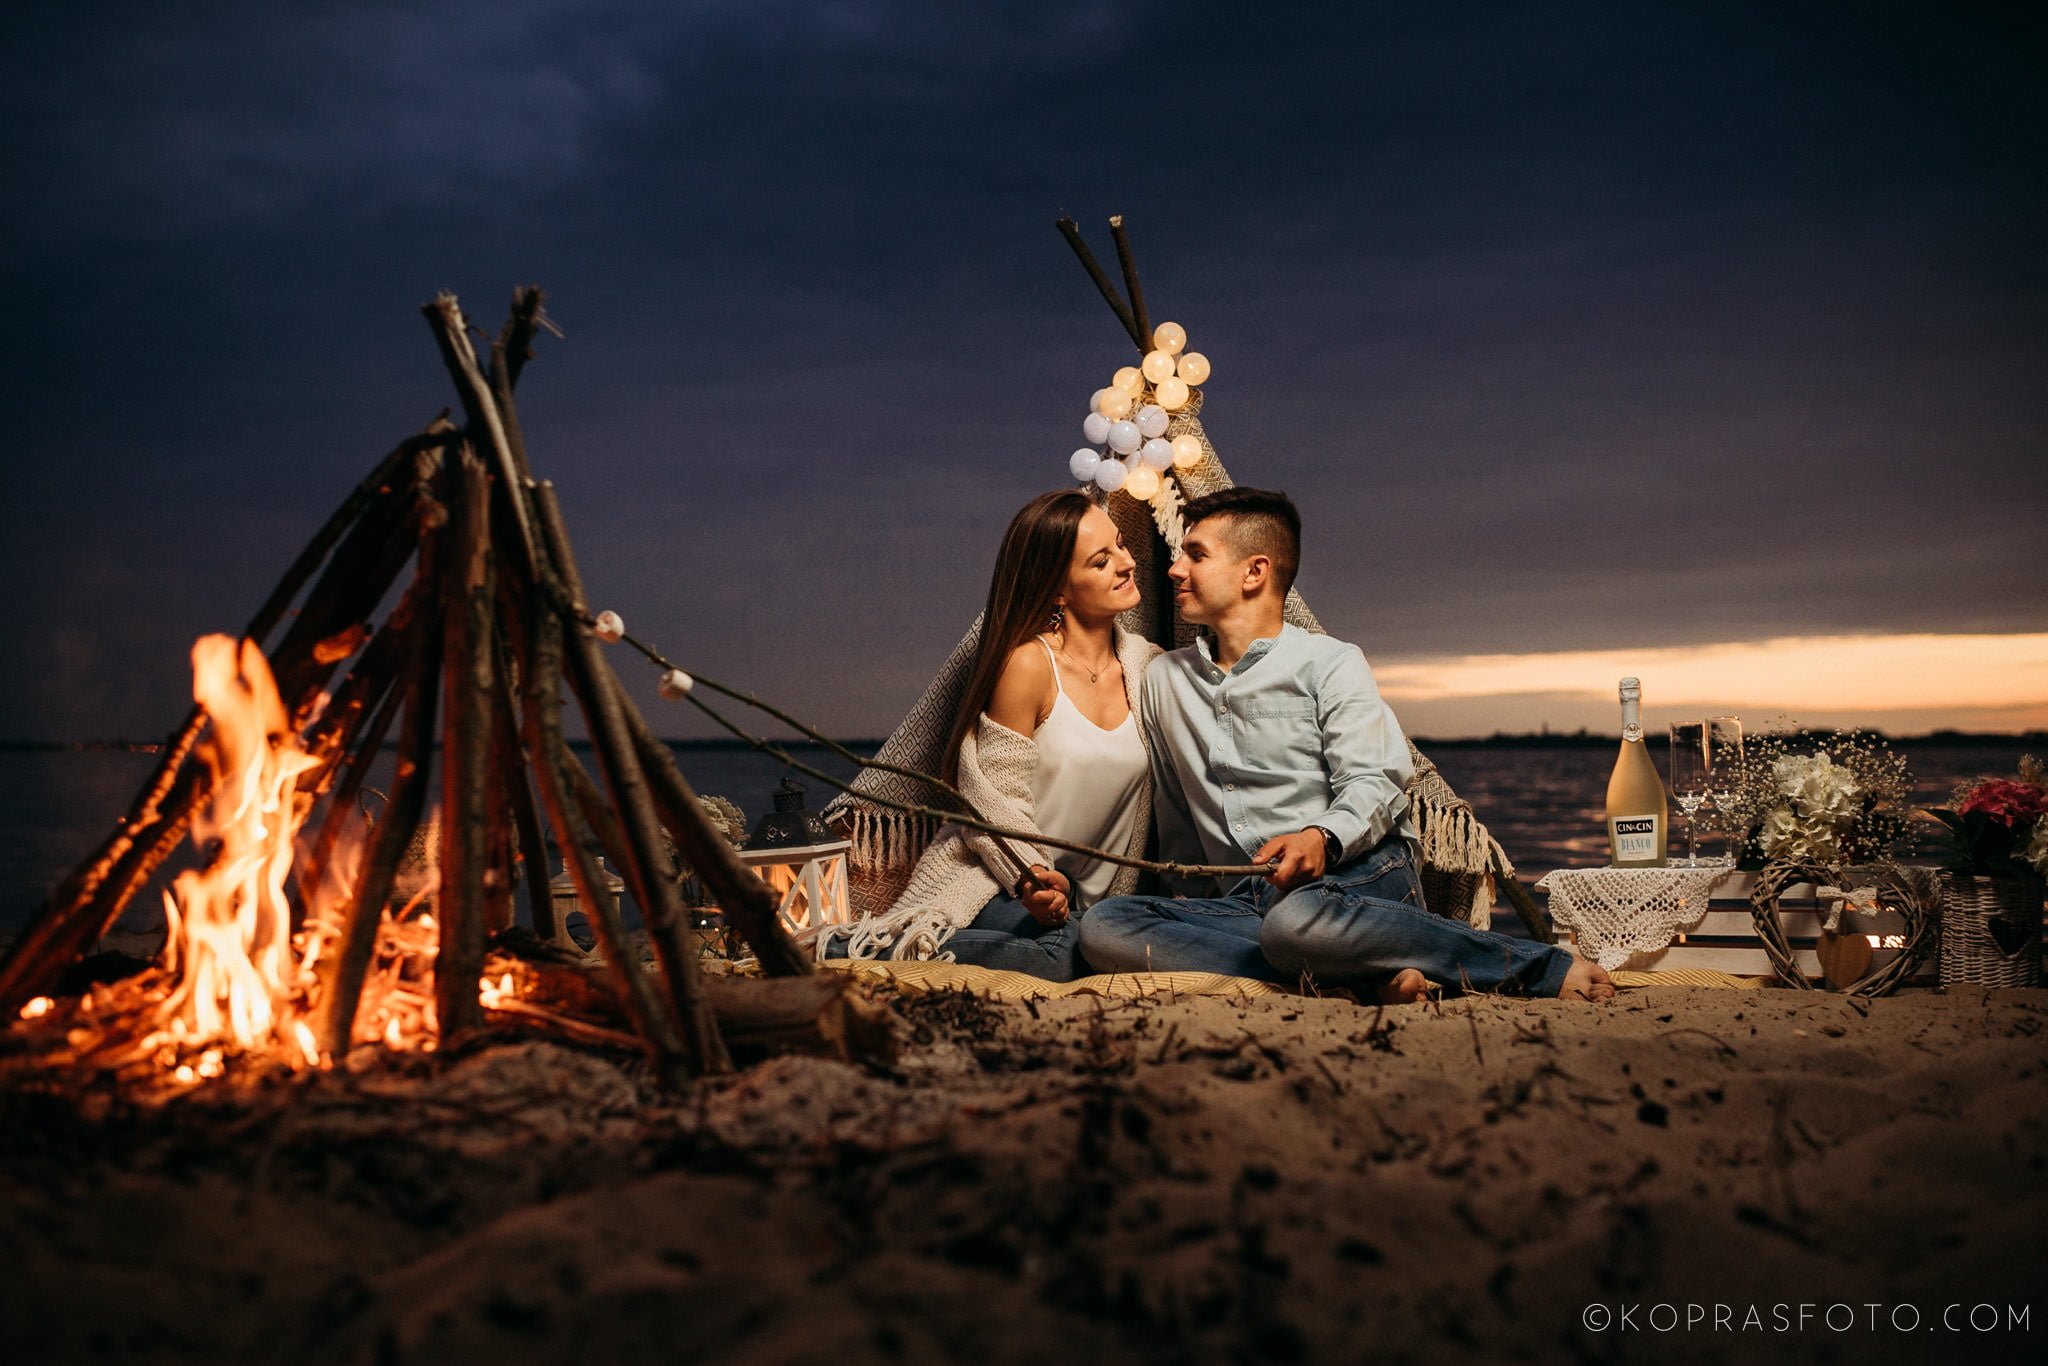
[941,489,1096,786]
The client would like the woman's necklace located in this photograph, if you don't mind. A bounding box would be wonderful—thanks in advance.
[1057,639,1115,684]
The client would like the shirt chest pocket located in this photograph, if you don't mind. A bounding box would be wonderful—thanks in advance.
[1235,698,1321,767]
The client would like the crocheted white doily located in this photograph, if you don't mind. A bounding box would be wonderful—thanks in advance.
[1538,865,1741,970]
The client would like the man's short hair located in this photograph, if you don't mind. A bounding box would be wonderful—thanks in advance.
[1180,487,1302,597]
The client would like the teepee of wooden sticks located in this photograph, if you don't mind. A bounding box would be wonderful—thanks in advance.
[0,290,886,1087]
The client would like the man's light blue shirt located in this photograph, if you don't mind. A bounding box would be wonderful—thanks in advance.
[1141,623,1416,894]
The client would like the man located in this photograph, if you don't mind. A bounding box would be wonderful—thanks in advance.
[1080,488,1613,1001]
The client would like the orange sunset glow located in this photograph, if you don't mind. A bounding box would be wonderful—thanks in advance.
[1375,633,2048,737]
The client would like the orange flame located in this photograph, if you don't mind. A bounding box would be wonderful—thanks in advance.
[157,636,323,1053]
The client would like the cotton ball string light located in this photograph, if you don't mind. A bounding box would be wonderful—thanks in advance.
[592,610,625,643]
[1056,320,1213,491]
[658,668,695,700]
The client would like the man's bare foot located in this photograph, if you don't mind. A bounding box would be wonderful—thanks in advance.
[1378,968,1432,1004]
[1559,958,1615,1001]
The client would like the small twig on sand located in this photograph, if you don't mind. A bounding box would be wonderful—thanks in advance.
[1657,1027,1739,1058]
[1312,1054,1345,1096]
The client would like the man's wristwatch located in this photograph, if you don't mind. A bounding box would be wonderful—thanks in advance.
[1311,826,1343,869]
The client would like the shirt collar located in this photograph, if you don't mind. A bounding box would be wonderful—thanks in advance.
[1194,622,1292,678]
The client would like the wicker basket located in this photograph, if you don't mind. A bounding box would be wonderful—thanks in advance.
[1936,872,2044,989]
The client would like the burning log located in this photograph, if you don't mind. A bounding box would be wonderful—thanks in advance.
[0,436,446,1019]
[1,287,858,1089]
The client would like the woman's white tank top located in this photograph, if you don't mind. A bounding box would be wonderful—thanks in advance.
[1029,637,1147,903]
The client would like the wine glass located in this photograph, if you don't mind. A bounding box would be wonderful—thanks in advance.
[1703,716,1744,863]
[1668,721,1708,866]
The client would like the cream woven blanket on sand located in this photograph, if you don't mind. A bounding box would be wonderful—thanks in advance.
[822,959,1761,999]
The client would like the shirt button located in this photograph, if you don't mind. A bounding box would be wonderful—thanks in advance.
[1225,783,1235,791]
[1216,705,1227,716]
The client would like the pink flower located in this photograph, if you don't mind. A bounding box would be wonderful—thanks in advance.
[1957,778,2048,827]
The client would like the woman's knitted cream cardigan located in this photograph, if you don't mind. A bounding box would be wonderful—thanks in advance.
[830,628,1162,962]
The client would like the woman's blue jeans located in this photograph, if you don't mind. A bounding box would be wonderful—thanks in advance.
[1079,834,1573,996]
[941,891,1087,981]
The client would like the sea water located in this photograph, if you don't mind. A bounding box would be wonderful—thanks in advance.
[1,739,2035,939]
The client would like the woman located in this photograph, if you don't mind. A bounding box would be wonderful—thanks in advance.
[833,490,1160,979]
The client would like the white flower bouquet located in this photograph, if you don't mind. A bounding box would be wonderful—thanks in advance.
[1707,730,1912,870]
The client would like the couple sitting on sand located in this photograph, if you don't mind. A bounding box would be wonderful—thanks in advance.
[827,487,1614,1003]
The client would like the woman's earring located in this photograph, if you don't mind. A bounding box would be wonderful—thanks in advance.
[1048,603,1065,633]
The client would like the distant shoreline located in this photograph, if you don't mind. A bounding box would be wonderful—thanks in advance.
[6,730,2043,755]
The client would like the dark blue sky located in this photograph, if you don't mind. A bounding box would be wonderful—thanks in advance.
[2,2,2042,740]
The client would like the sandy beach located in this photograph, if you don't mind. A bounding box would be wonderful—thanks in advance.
[2,976,2041,1365]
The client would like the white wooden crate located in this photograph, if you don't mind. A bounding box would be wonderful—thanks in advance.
[1553,870,1934,982]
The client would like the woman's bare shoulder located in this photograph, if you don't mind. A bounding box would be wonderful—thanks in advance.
[987,638,1056,732]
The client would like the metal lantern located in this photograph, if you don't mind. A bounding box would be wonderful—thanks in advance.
[548,851,624,950]
[739,778,852,936]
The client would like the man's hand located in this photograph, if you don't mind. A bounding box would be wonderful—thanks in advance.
[1254,830,1328,893]
[1019,866,1072,926]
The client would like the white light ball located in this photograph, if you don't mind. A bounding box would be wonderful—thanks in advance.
[1069,447,1102,482]
[1124,464,1162,500]
[1156,377,1190,411]
[1112,365,1144,394]
[658,668,695,700]
[1135,404,1168,439]
[1175,351,1211,385]
[1152,321,1187,355]
[1082,411,1111,445]
[1141,349,1176,385]
[1170,434,1202,469]
[1106,420,1141,455]
[1141,437,1174,470]
[592,610,625,643]
[1093,458,1128,493]
[1095,387,1133,420]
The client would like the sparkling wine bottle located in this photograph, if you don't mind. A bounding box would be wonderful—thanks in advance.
[1605,676,1667,867]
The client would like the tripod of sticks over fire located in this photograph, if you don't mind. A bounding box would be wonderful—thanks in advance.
[0,290,891,1091]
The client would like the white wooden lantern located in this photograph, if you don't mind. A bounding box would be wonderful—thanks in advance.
[739,779,853,936]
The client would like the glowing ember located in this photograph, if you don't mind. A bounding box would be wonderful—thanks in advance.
[19,996,54,1020]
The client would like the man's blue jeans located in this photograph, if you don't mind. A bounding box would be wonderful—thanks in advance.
[1080,835,1574,996]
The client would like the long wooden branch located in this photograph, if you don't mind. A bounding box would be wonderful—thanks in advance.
[516,558,691,1084]
[617,696,811,978]
[1057,216,1144,349]
[434,448,495,1042]
[532,482,729,1075]
[423,294,541,577]
[313,513,448,1057]
[497,285,550,390]
[1109,215,1152,347]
